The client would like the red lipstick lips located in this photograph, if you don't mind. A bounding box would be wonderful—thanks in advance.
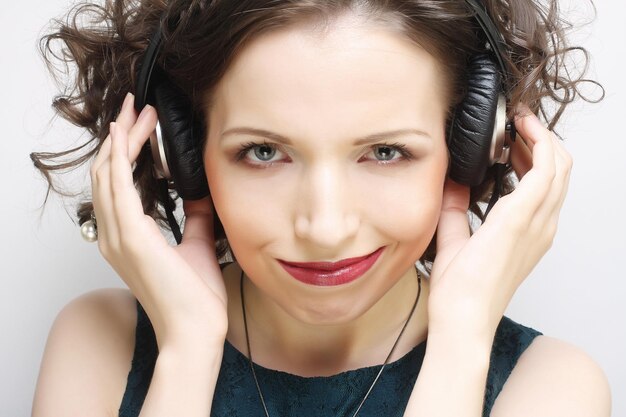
[278,247,385,286]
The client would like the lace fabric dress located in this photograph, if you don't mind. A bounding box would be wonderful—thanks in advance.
[119,300,542,417]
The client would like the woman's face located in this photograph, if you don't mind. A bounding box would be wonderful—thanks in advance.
[204,18,449,325]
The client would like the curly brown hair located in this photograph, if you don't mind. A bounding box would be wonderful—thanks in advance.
[31,0,601,269]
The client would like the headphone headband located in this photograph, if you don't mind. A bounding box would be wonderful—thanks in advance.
[135,2,510,110]
[464,0,510,86]
[134,25,163,113]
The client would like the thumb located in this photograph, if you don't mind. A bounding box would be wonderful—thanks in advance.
[181,197,215,244]
[435,178,471,260]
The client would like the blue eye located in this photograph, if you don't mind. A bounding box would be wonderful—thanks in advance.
[235,141,287,166]
[372,145,398,161]
[235,142,413,168]
[253,144,277,161]
[362,143,413,164]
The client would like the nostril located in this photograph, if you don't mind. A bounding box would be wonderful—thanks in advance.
[294,217,310,238]
[293,213,360,248]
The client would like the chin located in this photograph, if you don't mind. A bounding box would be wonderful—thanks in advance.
[285,300,367,327]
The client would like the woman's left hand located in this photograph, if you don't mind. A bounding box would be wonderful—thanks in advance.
[426,104,573,340]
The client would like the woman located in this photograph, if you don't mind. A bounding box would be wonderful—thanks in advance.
[31,0,611,416]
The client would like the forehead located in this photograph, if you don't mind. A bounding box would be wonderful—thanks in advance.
[209,18,449,140]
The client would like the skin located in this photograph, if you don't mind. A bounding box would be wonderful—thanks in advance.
[204,17,446,375]
[32,12,612,417]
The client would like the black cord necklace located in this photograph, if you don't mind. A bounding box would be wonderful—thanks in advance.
[239,268,422,417]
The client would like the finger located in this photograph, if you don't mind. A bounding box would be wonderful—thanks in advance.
[513,104,539,151]
[509,105,537,180]
[92,103,156,238]
[537,135,573,224]
[109,122,150,234]
[90,94,144,249]
[518,135,573,276]
[91,156,118,248]
[181,197,215,244]
[117,92,139,131]
[109,122,135,191]
[126,105,158,162]
[91,125,123,247]
[550,137,573,216]
[510,130,533,180]
[91,93,137,172]
[510,109,557,212]
[92,135,112,174]
[436,178,471,254]
[177,197,221,288]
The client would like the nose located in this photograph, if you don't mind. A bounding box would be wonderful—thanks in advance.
[294,162,360,249]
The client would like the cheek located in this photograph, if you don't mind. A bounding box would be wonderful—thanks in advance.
[205,161,291,253]
[364,157,447,245]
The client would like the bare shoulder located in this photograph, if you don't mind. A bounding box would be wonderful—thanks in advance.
[32,288,138,417]
[491,335,612,417]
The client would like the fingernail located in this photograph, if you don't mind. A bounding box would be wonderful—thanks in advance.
[110,122,116,136]
[121,92,134,112]
[138,104,154,122]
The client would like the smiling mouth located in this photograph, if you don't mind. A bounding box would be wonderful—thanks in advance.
[277,247,385,286]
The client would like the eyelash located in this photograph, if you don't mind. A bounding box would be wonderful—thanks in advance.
[234,141,415,167]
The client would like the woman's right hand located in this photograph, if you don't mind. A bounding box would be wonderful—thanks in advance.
[90,92,227,350]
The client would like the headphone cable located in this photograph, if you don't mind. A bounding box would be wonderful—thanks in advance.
[158,178,183,245]
[484,163,506,218]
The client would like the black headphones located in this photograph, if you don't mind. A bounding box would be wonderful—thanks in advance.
[134,0,515,238]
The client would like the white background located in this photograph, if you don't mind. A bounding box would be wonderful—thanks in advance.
[2,1,624,416]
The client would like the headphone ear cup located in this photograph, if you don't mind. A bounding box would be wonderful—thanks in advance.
[152,80,209,200]
[447,53,502,186]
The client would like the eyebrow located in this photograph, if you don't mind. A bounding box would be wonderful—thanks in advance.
[220,127,432,145]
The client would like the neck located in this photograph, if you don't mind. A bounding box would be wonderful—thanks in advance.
[231,264,429,377]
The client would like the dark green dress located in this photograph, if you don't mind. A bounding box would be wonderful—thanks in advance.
[119,300,542,417]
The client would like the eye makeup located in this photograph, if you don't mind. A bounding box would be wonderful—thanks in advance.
[233,140,416,168]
